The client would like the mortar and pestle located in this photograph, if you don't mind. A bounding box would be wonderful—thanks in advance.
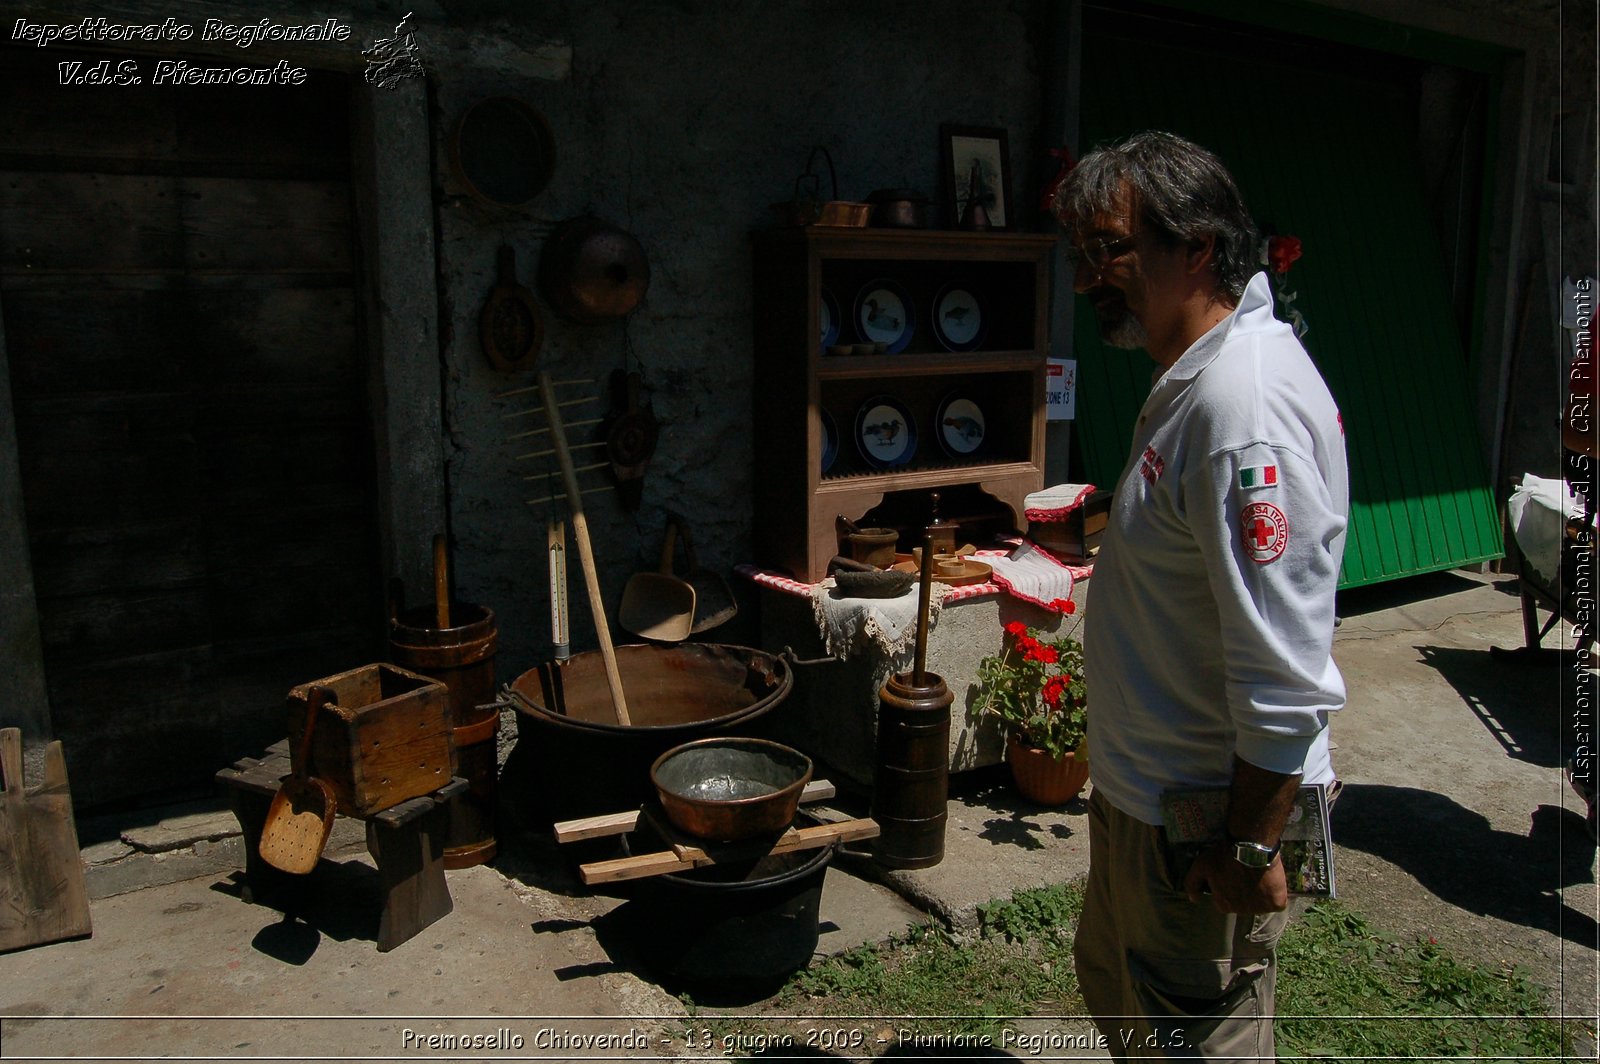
[838,514,898,569]
[829,555,915,598]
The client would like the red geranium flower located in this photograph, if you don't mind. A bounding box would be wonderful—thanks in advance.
[1004,621,1028,637]
[1268,235,1303,275]
[1026,643,1059,665]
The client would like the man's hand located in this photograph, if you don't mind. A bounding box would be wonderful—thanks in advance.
[1184,843,1290,914]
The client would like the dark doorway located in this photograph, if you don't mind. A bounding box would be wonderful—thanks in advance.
[0,46,383,810]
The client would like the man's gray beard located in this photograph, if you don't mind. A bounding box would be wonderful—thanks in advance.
[1101,313,1149,350]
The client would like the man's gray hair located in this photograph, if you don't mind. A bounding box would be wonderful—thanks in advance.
[1055,131,1259,301]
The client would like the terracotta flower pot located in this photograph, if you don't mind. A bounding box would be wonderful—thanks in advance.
[1005,733,1089,806]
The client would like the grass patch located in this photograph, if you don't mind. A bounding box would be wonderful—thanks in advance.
[681,885,1591,1061]
[779,887,1085,1040]
[1276,902,1581,1061]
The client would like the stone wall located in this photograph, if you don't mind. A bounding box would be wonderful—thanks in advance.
[428,1,1044,682]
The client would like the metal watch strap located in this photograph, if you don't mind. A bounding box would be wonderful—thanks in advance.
[1229,837,1281,869]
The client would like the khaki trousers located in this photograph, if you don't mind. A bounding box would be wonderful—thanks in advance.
[1074,789,1288,1062]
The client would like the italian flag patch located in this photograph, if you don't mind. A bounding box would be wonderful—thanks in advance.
[1239,465,1278,489]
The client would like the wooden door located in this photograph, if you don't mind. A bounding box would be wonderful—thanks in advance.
[0,47,383,809]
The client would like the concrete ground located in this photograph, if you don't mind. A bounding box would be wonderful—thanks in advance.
[0,569,1595,1061]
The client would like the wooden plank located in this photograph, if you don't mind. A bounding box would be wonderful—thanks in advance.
[579,850,696,885]
[660,819,880,869]
[36,586,212,661]
[0,729,93,952]
[27,518,206,598]
[552,779,839,843]
[0,48,349,176]
[578,817,879,886]
[0,172,183,273]
[0,288,358,396]
[0,173,352,275]
[181,176,352,274]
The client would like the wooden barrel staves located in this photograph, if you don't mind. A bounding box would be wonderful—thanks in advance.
[390,602,500,869]
[870,671,951,869]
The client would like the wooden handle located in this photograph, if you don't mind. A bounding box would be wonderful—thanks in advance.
[658,520,678,575]
[669,513,699,571]
[295,686,333,777]
[0,727,20,798]
[913,533,934,685]
[432,533,451,629]
[540,371,631,726]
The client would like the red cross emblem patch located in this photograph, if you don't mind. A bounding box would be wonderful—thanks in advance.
[1241,502,1288,563]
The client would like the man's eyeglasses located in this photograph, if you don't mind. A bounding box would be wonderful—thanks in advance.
[1065,233,1138,272]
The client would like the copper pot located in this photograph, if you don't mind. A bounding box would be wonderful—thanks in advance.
[651,737,813,841]
[538,217,650,324]
[867,188,930,229]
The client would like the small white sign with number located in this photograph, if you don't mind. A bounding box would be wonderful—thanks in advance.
[1047,358,1076,421]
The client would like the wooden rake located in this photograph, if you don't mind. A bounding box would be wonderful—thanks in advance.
[498,373,631,725]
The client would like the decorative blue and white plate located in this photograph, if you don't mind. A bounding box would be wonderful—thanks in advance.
[819,286,841,353]
[854,395,917,469]
[853,280,915,354]
[935,393,986,458]
[820,408,839,475]
[931,282,987,352]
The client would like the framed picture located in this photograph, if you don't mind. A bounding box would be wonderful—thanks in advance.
[940,124,1012,230]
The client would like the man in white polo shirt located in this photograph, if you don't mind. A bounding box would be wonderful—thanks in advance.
[1055,131,1348,1060]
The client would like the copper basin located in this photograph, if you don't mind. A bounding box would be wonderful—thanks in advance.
[651,737,812,841]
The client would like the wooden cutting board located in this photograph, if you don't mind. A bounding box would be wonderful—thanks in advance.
[0,728,92,953]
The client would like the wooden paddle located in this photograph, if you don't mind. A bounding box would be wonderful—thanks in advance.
[259,685,338,874]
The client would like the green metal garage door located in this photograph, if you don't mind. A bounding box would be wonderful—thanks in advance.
[1072,15,1503,588]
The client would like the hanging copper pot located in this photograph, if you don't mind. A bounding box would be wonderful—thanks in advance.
[538,217,650,324]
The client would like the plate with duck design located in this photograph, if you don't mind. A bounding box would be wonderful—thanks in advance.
[853,279,915,354]
[935,392,985,458]
[931,282,986,351]
[854,395,917,469]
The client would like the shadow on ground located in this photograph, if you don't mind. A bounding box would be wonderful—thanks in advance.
[1415,644,1565,768]
[208,860,384,958]
[1335,570,1492,619]
[1335,783,1596,948]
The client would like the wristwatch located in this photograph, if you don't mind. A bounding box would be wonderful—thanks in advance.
[1229,836,1281,869]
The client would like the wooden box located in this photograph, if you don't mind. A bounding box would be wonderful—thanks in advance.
[287,663,456,816]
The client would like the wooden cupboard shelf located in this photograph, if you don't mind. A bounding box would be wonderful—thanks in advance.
[752,228,1056,583]
[816,351,1040,379]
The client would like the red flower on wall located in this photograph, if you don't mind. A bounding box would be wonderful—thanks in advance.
[1267,235,1303,274]
[1259,232,1310,338]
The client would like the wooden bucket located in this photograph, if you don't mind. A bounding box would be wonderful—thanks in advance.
[390,602,499,869]
[870,671,951,869]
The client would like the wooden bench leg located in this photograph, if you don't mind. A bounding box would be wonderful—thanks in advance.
[224,784,296,906]
[366,801,453,952]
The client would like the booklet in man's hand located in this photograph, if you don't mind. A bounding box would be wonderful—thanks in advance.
[1160,782,1336,897]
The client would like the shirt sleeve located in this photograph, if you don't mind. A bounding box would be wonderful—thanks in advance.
[1182,440,1347,775]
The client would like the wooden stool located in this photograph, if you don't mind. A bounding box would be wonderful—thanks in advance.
[216,739,466,952]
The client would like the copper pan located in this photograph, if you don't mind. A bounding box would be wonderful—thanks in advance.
[538,217,650,324]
